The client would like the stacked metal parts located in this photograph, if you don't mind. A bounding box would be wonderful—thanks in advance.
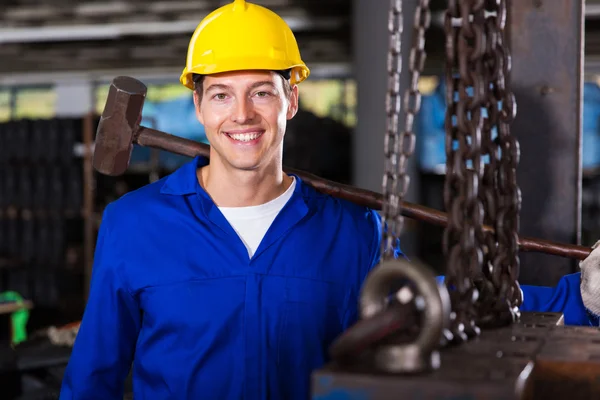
[0,118,83,311]
[312,1,600,399]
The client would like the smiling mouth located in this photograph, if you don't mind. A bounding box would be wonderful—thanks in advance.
[224,131,264,142]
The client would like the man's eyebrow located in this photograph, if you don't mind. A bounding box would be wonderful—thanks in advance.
[249,81,277,90]
[204,83,231,93]
[204,81,278,93]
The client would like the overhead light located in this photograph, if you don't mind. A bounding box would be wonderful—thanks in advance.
[0,16,344,44]
[0,21,198,43]
[587,4,600,18]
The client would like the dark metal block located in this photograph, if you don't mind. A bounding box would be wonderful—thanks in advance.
[311,312,600,400]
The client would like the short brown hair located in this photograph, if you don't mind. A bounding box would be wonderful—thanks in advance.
[193,73,292,103]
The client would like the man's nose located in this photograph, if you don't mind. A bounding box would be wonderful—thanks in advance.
[231,98,255,123]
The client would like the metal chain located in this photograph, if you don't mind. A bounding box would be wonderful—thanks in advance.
[443,0,522,333]
[327,0,433,366]
[381,0,431,259]
[478,0,523,324]
[442,0,488,343]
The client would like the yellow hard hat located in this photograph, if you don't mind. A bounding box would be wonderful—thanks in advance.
[180,0,310,90]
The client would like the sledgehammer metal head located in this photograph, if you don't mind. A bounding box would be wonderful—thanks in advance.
[93,76,147,176]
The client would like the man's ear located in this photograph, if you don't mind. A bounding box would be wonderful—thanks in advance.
[286,85,299,120]
[193,90,204,125]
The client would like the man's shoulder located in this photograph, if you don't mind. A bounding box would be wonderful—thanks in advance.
[105,156,200,220]
[102,174,181,228]
[109,176,166,208]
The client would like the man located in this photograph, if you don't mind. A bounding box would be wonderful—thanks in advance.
[61,1,388,399]
[61,1,599,399]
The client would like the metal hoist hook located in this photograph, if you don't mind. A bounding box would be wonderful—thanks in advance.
[359,259,451,373]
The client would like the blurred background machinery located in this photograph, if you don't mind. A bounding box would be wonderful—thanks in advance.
[0,0,600,398]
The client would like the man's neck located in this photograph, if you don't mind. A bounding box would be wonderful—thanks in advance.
[198,158,292,208]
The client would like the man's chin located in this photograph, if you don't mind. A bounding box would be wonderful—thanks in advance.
[227,160,262,172]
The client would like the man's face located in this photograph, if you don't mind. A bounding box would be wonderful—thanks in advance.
[193,70,298,171]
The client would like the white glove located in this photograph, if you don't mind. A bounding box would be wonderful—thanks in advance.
[580,240,600,316]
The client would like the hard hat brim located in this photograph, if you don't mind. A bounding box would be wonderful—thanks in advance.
[180,60,310,90]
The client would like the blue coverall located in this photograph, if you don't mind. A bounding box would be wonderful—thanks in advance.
[60,156,599,400]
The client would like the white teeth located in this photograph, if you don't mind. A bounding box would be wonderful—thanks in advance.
[228,132,261,142]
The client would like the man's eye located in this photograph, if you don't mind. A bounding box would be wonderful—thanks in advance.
[256,91,270,97]
[213,93,227,100]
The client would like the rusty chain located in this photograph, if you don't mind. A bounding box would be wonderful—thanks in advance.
[478,0,523,326]
[442,0,486,343]
[331,0,524,363]
[443,0,521,336]
[476,0,501,326]
[331,0,522,364]
[381,0,431,259]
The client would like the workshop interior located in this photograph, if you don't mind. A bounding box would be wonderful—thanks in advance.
[1,0,600,399]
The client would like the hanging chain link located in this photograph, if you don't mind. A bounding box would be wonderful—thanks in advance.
[477,0,523,326]
[443,0,522,335]
[381,0,431,259]
[331,0,522,364]
[442,0,487,343]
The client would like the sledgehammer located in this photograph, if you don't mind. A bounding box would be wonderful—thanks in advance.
[93,75,592,261]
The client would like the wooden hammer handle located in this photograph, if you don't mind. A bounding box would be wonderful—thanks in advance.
[135,126,592,261]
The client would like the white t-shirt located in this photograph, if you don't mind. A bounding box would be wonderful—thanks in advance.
[218,177,296,258]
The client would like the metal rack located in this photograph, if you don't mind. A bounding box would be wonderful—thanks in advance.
[0,115,96,321]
